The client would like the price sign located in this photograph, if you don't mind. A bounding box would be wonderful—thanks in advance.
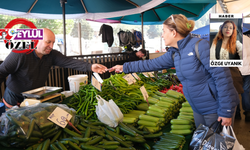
[123,74,136,85]
[132,73,141,80]
[148,72,155,77]
[93,72,103,83]
[91,76,102,91]
[48,107,72,128]
[140,86,149,106]
[142,72,149,77]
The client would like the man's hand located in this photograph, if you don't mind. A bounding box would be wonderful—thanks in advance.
[217,116,232,126]
[91,64,107,74]
[108,65,123,73]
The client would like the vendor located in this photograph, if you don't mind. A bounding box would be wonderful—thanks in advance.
[0,28,107,114]
[128,49,146,62]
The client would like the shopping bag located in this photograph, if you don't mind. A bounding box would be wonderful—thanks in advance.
[95,95,123,127]
[189,121,235,150]
[222,126,245,150]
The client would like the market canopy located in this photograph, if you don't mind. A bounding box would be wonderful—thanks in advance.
[0,0,165,20]
[107,0,216,25]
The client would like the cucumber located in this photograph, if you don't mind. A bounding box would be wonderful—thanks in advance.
[61,138,79,144]
[56,141,67,150]
[68,141,81,150]
[42,139,50,150]
[80,144,103,150]
[50,130,62,144]
[142,143,151,150]
[113,136,131,148]
[171,124,192,130]
[98,145,119,149]
[63,128,82,138]
[50,144,60,150]
[72,137,92,142]
[103,141,120,145]
[143,132,163,139]
[170,129,193,135]
[84,127,91,138]
[124,135,146,143]
[105,134,114,141]
[170,119,191,125]
[85,136,103,145]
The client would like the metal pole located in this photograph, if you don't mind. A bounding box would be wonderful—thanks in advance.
[60,0,67,55]
[141,12,144,49]
[78,22,82,55]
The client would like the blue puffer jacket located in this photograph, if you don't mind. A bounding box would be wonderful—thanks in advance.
[123,34,239,118]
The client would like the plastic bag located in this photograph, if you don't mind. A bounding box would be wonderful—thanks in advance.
[0,103,76,148]
[95,95,123,127]
[189,121,235,150]
[222,126,245,150]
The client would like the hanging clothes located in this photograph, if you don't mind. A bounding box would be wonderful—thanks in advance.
[133,30,142,48]
[99,24,114,47]
[117,29,136,47]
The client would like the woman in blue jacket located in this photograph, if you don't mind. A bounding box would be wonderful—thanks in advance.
[110,14,239,128]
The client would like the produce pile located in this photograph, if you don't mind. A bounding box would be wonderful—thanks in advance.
[0,103,76,148]
[67,73,172,118]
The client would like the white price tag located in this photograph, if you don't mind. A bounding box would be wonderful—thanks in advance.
[48,107,72,128]
[91,76,102,91]
[93,72,103,83]
[142,72,149,77]
[148,72,155,77]
[132,73,141,80]
[140,86,149,101]
[123,74,136,85]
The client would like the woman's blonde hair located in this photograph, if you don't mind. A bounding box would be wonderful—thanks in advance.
[212,20,237,54]
[163,14,195,37]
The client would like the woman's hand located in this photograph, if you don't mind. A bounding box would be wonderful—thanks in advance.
[217,116,232,126]
[91,64,107,74]
[108,65,123,73]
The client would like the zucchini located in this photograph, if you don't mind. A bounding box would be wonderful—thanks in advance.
[166,90,183,99]
[171,124,192,130]
[148,105,166,114]
[95,130,106,137]
[138,120,159,127]
[142,143,151,150]
[122,117,137,124]
[180,107,193,113]
[179,112,193,116]
[147,97,159,104]
[155,91,166,97]
[170,119,191,125]
[76,125,86,131]
[146,110,165,118]
[178,115,194,120]
[136,103,149,111]
[128,110,146,115]
[182,102,191,107]
[170,129,193,135]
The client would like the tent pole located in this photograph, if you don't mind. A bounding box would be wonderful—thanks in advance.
[60,0,67,55]
[141,12,144,49]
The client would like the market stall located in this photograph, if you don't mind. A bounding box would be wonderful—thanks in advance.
[0,70,195,150]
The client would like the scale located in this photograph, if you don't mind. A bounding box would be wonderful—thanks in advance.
[21,86,63,106]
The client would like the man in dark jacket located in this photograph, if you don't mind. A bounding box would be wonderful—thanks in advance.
[128,49,146,62]
[0,28,107,114]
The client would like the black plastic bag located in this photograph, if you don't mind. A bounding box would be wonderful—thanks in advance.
[189,121,235,150]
